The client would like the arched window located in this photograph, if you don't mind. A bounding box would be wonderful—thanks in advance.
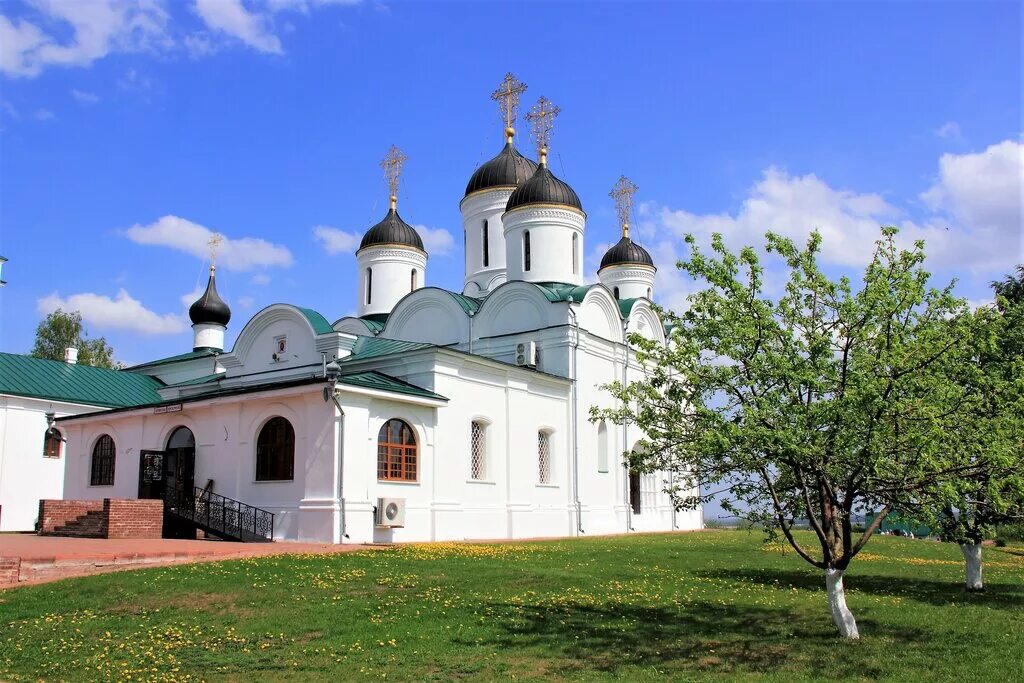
[597,420,608,473]
[629,470,641,514]
[647,287,652,299]
[572,234,578,274]
[90,434,115,486]
[482,220,489,267]
[43,428,63,459]
[377,419,417,481]
[366,268,373,305]
[256,417,295,481]
[523,231,531,272]
[613,286,620,300]
[411,268,417,292]
[470,420,487,480]
[537,430,552,484]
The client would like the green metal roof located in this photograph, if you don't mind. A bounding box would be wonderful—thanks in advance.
[126,348,219,371]
[0,353,165,408]
[296,307,333,335]
[361,313,389,325]
[347,336,435,361]
[337,371,446,401]
[533,282,595,304]
[618,297,639,318]
[168,372,225,387]
[444,290,483,314]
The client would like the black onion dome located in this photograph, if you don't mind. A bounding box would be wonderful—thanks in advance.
[505,164,583,212]
[464,142,538,196]
[600,236,655,270]
[189,270,231,326]
[359,208,425,251]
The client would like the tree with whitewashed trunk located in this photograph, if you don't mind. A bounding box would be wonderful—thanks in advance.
[594,228,980,639]
[926,267,1024,591]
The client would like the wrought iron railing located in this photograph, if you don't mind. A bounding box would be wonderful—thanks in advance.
[165,486,274,542]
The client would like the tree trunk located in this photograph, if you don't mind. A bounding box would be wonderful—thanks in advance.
[959,543,984,591]
[825,569,860,639]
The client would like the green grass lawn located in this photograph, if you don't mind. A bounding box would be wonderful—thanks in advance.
[2,531,1023,682]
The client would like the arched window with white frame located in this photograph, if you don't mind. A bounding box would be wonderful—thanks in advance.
[366,268,373,305]
[470,420,487,480]
[482,220,489,267]
[537,429,552,484]
[43,427,63,459]
[572,234,578,274]
[523,231,531,272]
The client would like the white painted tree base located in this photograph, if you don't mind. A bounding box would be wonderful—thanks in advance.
[960,543,984,591]
[826,569,860,639]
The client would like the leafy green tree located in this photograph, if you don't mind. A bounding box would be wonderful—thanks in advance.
[31,309,119,369]
[928,267,1024,590]
[594,228,978,638]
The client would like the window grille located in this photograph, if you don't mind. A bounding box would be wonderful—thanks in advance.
[256,417,295,481]
[470,421,486,480]
[537,430,552,484]
[641,473,659,512]
[90,434,115,486]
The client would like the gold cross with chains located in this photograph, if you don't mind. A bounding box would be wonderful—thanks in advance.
[207,233,224,271]
[491,73,527,143]
[609,176,638,238]
[380,145,407,210]
[525,96,560,165]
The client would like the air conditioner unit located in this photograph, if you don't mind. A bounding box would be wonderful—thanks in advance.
[516,341,537,367]
[375,497,406,528]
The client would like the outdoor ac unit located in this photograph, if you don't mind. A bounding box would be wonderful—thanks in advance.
[516,341,537,367]
[375,497,406,528]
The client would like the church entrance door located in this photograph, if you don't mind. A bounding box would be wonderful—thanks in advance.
[164,426,196,501]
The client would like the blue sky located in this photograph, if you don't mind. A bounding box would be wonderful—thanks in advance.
[0,0,1020,365]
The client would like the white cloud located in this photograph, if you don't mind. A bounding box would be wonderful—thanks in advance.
[71,88,100,104]
[0,0,171,78]
[313,225,360,255]
[250,273,270,285]
[266,0,362,11]
[38,289,186,336]
[414,225,455,256]
[124,215,293,271]
[34,108,55,120]
[934,121,962,140]
[1,100,17,119]
[237,295,255,309]
[636,139,1024,311]
[920,139,1023,259]
[193,0,282,54]
[180,287,203,308]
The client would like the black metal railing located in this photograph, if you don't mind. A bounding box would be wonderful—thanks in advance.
[165,486,274,542]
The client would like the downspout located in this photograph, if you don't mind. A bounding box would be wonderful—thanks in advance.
[623,320,634,532]
[330,391,348,541]
[567,300,583,535]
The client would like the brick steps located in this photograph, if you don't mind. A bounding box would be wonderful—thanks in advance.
[50,510,106,538]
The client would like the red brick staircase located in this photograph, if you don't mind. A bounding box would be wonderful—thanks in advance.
[49,510,106,538]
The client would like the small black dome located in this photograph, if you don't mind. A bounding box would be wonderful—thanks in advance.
[465,142,538,197]
[600,236,655,270]
[189,269,231,326]
[359,208,425,252]
[505,164,583,213]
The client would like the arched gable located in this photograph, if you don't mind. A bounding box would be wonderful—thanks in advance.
[473,281,561,339]
[381,288,472,346]
[625,300,667,344]
[333,317,380,337]
[228,304,325,371]
[577,286,623,343]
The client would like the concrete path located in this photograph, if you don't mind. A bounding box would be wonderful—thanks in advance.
[0,534,375,588]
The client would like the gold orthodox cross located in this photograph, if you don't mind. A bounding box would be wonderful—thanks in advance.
[207,233,224,271]
[380,145,407,210]
[491,73,527,142]
[525,96,560,165]
[610,176,638,238]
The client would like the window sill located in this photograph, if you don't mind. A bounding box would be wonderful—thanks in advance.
[377,479,420,486]
[253,479,295,484]
[88,484,114,488]
[466,479,496,485]
[535,483,559,489]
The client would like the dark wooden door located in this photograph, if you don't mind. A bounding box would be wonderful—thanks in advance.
[138,450,166,499]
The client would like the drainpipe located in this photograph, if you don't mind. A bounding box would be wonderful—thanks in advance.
[567,300,583,535]
[330,392,348,542]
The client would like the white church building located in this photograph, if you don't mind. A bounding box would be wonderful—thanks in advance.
[58,77,701,544]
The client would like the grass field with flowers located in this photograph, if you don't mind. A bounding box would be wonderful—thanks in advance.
[2,530,1023,681]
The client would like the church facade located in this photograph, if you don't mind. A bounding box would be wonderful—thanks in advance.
[58,77,701,544]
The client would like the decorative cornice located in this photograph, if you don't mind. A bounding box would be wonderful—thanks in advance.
[356,244,429,260]
[460,186,517,207]
[598,264,657,276]
[503,202,587,220]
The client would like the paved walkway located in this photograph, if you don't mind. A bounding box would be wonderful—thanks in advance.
[0,534,375,588]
